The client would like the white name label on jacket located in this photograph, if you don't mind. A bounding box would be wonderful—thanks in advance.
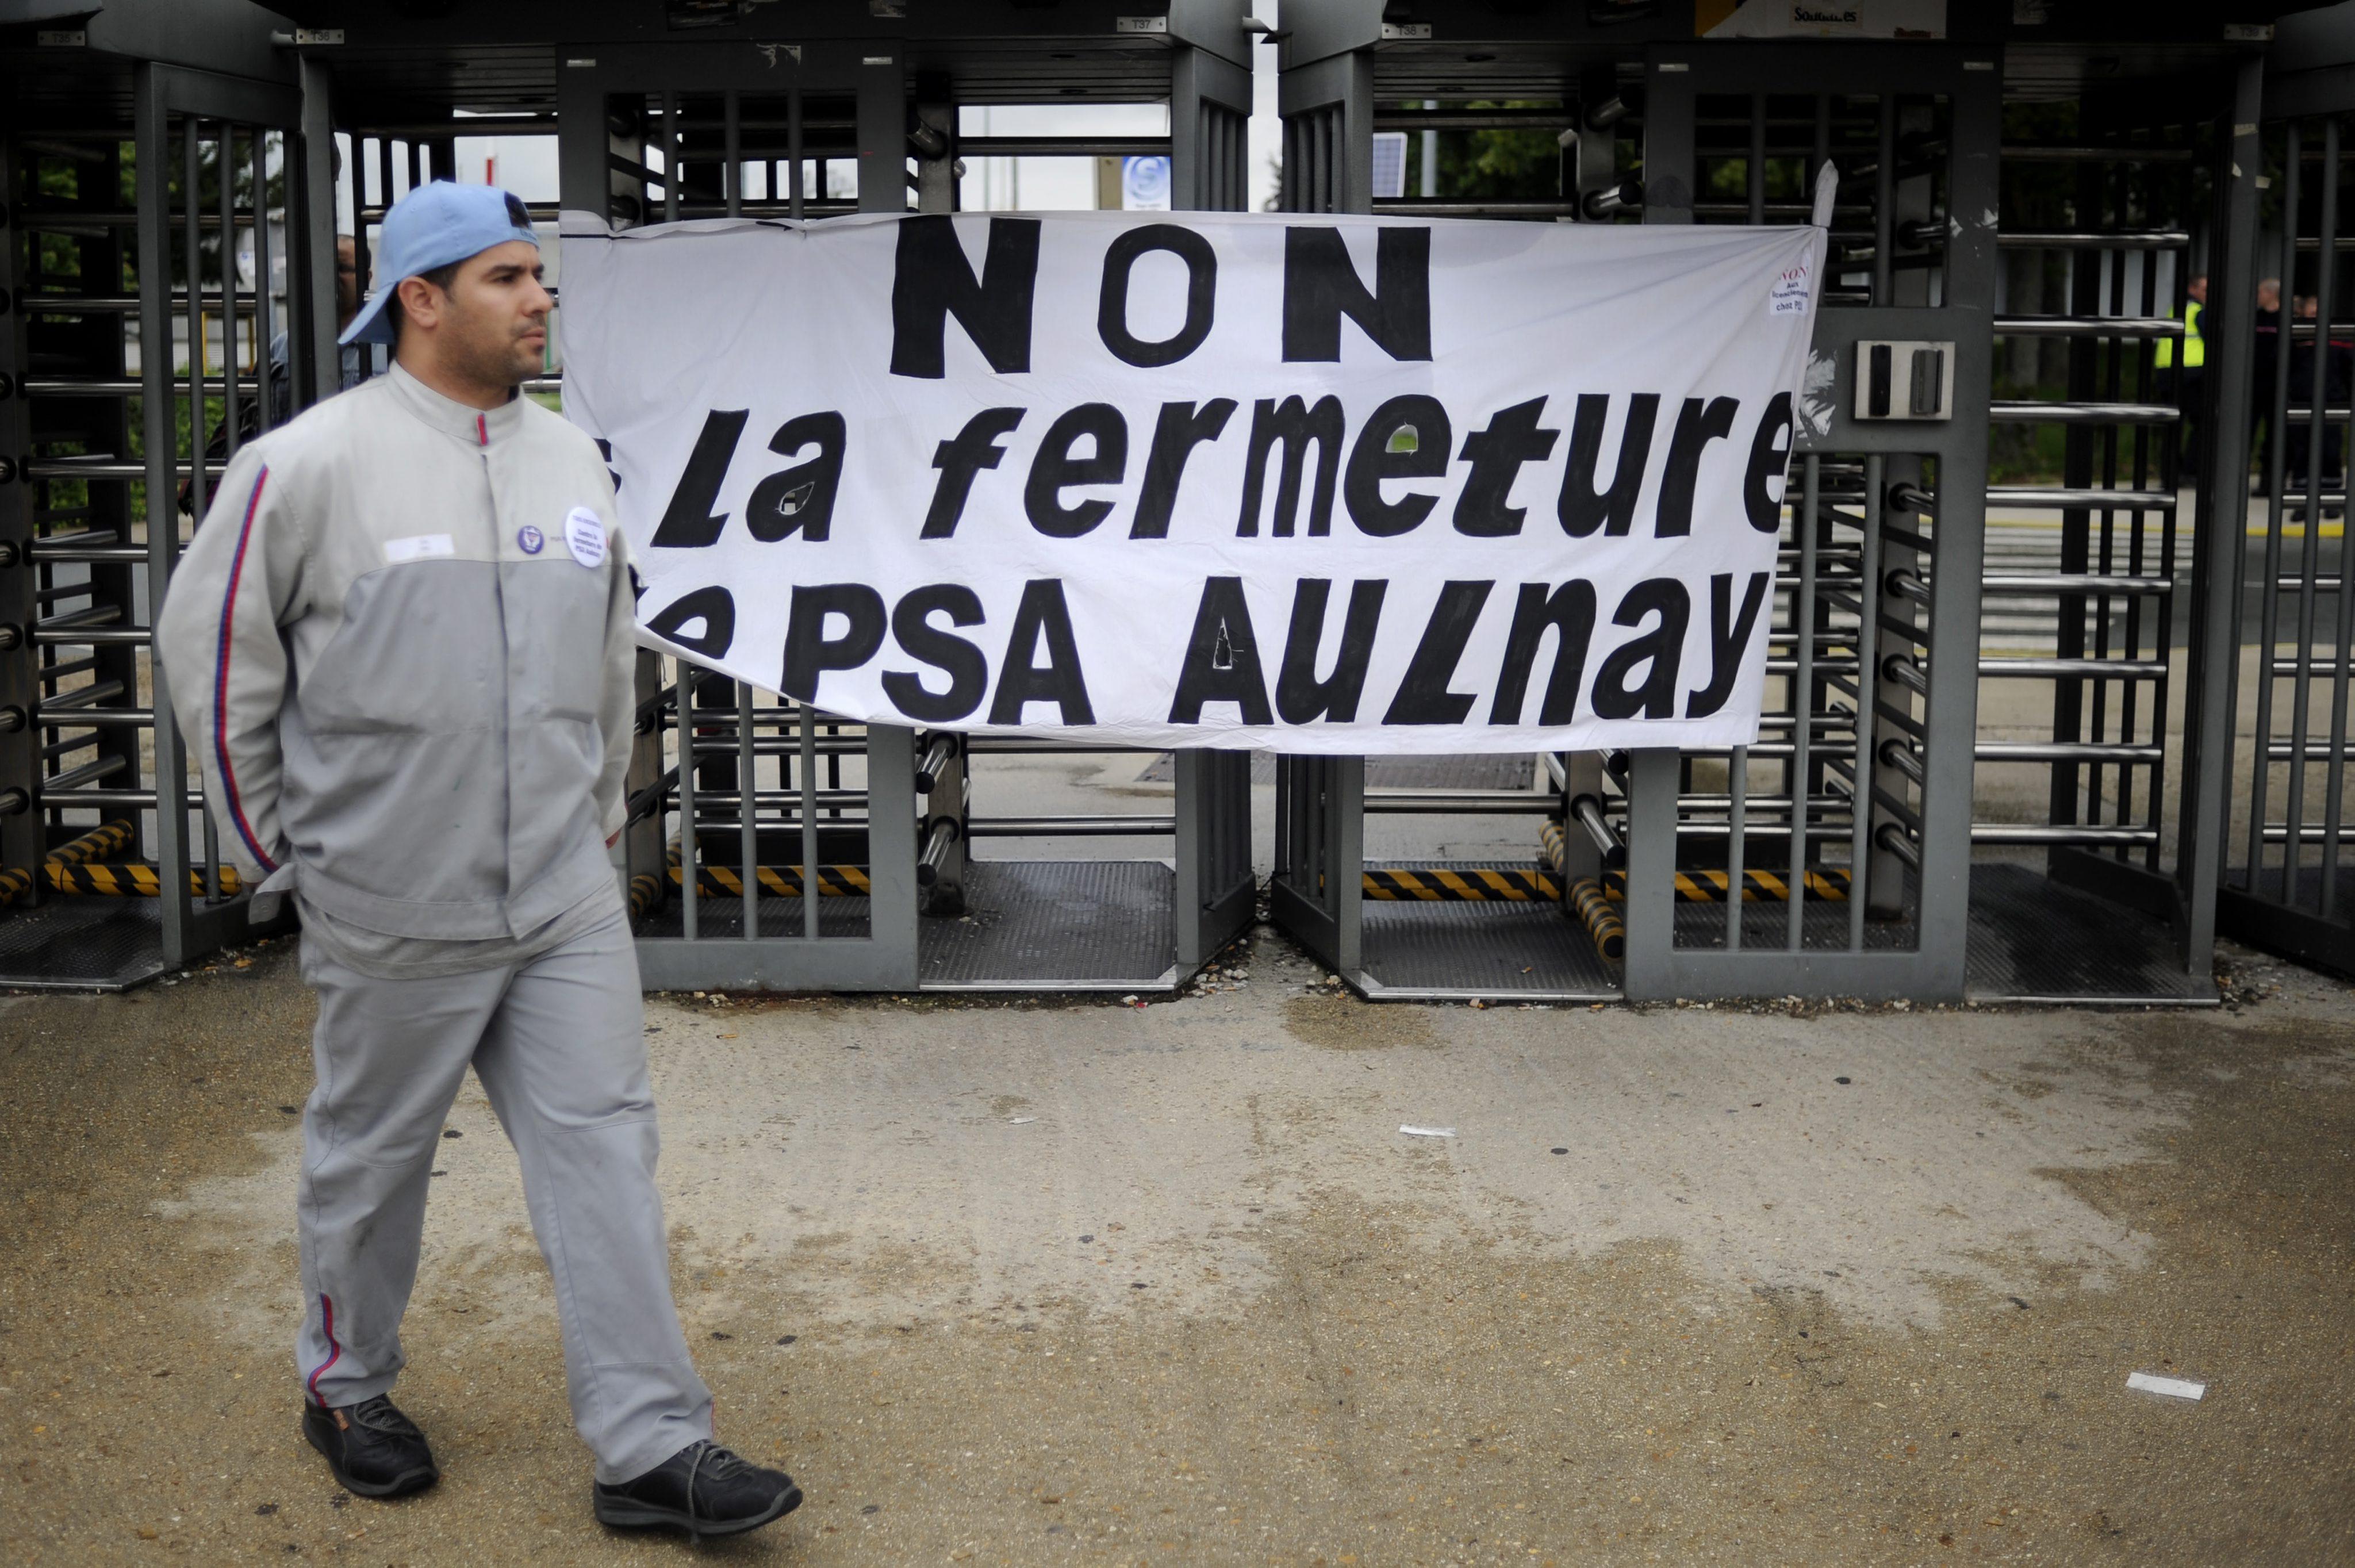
[383,533,455,565]
[559,210,1824,754]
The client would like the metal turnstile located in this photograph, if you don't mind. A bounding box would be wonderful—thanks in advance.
[2219,44,2355,978]
[1272,3,2264,1003]
[1269,23,1610,1002]
[519,7,1251,990]
[1,15,331,987]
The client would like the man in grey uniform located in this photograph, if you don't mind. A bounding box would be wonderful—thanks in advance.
[157,182,800,1539]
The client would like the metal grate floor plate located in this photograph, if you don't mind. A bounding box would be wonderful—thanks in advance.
[635,896,872,941]
[1965,862,2211,1003]
[1137,752,1539,789]
[1358,862,1620,1000]
[0,898,174,991]
[919,860,1178,990]
[1672,890,1920,952]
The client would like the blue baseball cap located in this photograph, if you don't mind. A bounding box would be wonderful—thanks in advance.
[340,181,540,347]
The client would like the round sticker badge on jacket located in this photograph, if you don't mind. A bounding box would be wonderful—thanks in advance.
[563,507,607,569]
[517,524,544,555]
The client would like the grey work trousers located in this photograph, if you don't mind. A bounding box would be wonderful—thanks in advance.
[294,905,713,1484]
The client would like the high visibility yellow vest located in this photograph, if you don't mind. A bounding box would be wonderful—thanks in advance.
[2155,298,2204,369]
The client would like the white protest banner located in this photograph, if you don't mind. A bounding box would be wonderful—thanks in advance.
[558,210,1823,753]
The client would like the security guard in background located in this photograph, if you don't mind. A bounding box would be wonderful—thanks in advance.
[157,182,802,1540]
[2156,273,2207,480]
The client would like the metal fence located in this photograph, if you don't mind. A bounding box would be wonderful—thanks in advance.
[0,5,2327,1001]
[1,26,328,988]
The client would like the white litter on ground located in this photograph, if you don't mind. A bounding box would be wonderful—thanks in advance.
[1008,1117,1037,1125]
[1399,1125,1456,1138]
[2126,1371,2206,1401]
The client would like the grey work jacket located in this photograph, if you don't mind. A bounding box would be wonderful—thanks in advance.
[158,364,639,948]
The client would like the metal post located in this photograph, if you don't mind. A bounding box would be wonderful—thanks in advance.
[739,685,758,939]
[1915,58,2000,995]
[298,58,338,404]
[136,69,193,964]
[856,49,903,214]
[2177,60,2265,965]
[251,128,274,434]
[677,665,699,941]
[800,704,819,941]
[2246,125,2299,898]
[1789,454,1821,950]
[0,129,34,891]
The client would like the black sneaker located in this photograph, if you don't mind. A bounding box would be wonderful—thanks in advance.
[592,1440,801,1538]
[301,1395,439,1498]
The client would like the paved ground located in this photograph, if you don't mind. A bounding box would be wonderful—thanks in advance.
[2,929,2352,1567]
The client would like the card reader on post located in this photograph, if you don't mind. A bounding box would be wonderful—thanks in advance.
[1854,340,1954,420]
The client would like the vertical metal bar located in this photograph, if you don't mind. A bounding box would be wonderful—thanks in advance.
[2124,218,2157,866]
[677,664,699,941]
[2322,137,2355,920]
[739,685,758,939]
[136,73,192,963]
[2174,63,2265,972]
[298,58,339,406]
[1850,455,1886,950]
[1873,97,1895,306]
[2287,118,2336,911]
[208,122,242,904]
[788,81,804,220]
[1726,746,1748,949]
[724,89,741,217]
[1333,755,1364,971]
[2249,125,2298,890]
[1621,749,1681,999]
[184,122,209,520]
[856,52,905,213]
[1727,85,1759,955]
[251,128,274,435]
[1747,92,1765,225]
[1789,454,1819,950]
[1887,56,1992,996]
[219,126,241,462]
[800,703,819,941]
[1312,110,1329,213]
[661,90,679,223]
[2093,241,2122,838]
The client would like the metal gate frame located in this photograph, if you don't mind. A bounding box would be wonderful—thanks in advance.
[2218,39,2355,977]
[1621,42,2001,1000]
[2,28,325,986]
[557,40,923,991]
[550,19,1257,990]
[1267,10,2261,1002]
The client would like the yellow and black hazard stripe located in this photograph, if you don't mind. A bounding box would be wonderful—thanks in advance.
[1568,876,1625,960]
[49,819,135,869]
[44,862,244,897]
[1361,867,1562,902]
[627,869,666,921]
[669,863,874,898]
[2,820,143,907]
[1598,867,1852,903]
[1539,819,1570,874]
